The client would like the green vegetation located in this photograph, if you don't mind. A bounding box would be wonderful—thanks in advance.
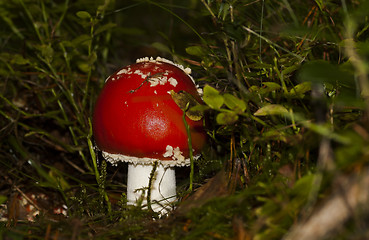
[1,0,369,239]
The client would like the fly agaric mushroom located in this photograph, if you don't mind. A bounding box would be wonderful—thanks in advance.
[92,57,206,214]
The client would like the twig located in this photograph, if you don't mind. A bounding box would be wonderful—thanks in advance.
[283,168,369,240]
[14,185,42,212]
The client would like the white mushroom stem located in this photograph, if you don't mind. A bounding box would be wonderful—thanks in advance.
[127,163,176,213]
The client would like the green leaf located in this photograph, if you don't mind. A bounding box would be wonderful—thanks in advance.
[223,93,246,113]
[286,81,312,98]
[263,129,288,142]
[0,195,7,204]
[189,104,210,113]
[10,54,30,65]
[254,104,289,116]
[291,174,314,197]
[72,34,91,46]
[48,168,71,191]
[97,0,111,15]
[169,90,203,121]
[40,44,54,63]
[88,51,97,65]
[28,159,60,190]
[263,82,281,91]
[94,23,117,35]
[203,85,224,109]
[216,111,238,125]
[78,62,91,72]
[186,45,206,57]
[260,82,281,94]
[282,64,300,75]
[249,85,260,93]
[76,11,91,19]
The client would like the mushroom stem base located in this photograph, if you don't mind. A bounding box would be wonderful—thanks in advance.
[127,163,176,213]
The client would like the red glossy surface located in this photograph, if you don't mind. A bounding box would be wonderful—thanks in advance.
[92,60,206,160]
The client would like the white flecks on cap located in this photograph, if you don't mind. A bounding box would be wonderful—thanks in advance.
[134,57,203,94]
[135,56,196,82]
[148,75,168,87]
[149,77,160,87]
[117,68,133,75]
[172,147,185,162]
[134,69,148,79]
[196,85,203,95]
[163,145,173,158]
[101,151,199,167]
[168,77,178,87]
[163,145,185,162]
[136,57,150,63]
[154,57,191,75]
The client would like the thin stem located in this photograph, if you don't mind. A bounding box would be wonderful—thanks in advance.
[147,161,159,211]
[88,119,99,178]
[183,103,194,191]
[87,119,111,217]
[242,25,304,61]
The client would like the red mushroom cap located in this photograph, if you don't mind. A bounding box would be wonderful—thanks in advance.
[92,57,206,166]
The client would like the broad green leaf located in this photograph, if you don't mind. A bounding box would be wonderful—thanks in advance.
[282,64,300,75]
[169,90,203,121]
[78,62,91,72]
[260,82,281,94]
[263,82,281,91]
[291,174,314,197]
[76,11,91,19]
[186,45,206,57]
[223,93,246,113]
[254,104,289,116]
[94,23,117,35]
[72,34,91,46]
[203,85,224,109]
[216,111,238,125]
[286,81,312,98]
